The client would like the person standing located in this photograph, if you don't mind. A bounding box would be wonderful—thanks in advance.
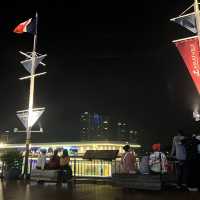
[196,135,200,191]
[171,130,186,188]
[182,134,200,191]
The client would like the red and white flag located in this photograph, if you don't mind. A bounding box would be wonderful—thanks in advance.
[13,18,36,34]
[175,36,200,94]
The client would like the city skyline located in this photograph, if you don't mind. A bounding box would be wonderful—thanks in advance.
[80,111,138,142]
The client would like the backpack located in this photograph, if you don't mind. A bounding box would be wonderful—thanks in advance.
[149,152,167,173]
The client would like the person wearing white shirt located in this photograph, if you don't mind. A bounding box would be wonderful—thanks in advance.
[36,149,47,170]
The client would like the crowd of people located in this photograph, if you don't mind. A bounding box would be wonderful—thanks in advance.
[120,143,167,175]
[35,132,200,191]
[120,131,200,191]
[171,130,200,191]
[36,149,72,179]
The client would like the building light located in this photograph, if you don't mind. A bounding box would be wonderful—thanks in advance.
[103,121,108,124]
[193,110,200,121]
[0,143,6,148]
[129,130,134,133]
[117,122,122,126]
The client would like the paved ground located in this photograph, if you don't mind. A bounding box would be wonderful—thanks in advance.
[0,180,200,200]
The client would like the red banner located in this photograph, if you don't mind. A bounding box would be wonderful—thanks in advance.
[175,37,200,94]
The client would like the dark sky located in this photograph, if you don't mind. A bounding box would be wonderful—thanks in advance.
[0,0,199,146]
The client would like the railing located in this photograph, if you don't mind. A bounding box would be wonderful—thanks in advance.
[29,157,122,177]
[0,156,177,179]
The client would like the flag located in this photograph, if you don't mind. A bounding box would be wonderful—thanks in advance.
[175,36,200,94]
[13,17,36,34]
[171,13,197,33]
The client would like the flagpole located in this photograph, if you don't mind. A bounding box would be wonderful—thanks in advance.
[194,0,200,89]
[24,12,38,178]
[194,0,200,46]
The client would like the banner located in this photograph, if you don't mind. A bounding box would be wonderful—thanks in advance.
[175,37,200,94]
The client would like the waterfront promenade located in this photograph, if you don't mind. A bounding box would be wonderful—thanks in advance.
[0,181,199,200]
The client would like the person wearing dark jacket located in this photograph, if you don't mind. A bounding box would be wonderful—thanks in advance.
[47,149,60,170]
[171,130,186,188]
[182,134,200,191]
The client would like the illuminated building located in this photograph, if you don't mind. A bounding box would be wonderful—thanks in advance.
[80,112,112,140]
[117,122,128,141]
[0,141,141,177]
[116,122,138,142]
[80,112,90,140]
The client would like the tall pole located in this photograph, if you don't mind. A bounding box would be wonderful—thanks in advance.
[194,0,200,44]
[24,12,38,178]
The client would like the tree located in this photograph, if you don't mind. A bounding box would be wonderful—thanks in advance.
[1,150,23,179]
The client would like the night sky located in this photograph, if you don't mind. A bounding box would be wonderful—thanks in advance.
[0,0,199,146]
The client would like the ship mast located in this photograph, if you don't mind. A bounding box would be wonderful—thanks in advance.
[194,0,200,45]
[15,13,47,178]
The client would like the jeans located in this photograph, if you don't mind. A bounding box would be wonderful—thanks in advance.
[176,160,186,186]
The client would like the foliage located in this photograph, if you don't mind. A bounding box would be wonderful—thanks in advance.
[0,150,23,170]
